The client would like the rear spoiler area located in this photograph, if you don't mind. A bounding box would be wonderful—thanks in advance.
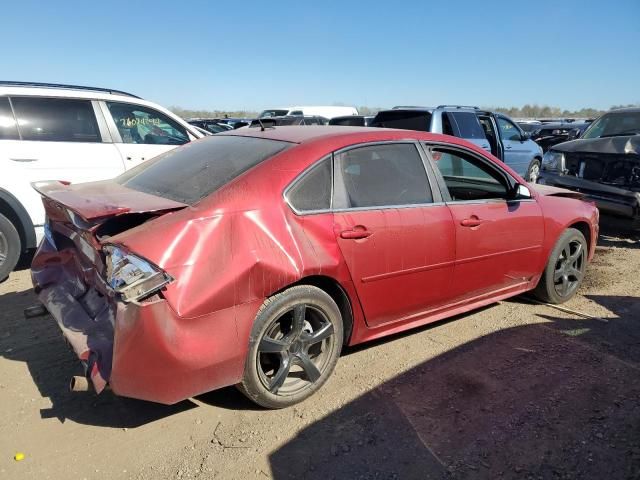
[32,180,187,222]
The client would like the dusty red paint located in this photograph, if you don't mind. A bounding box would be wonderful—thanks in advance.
[31,127,599,404]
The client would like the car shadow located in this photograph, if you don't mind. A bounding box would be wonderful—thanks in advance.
[0,289,196,427]
[269,298,640,480]
[598,216,640,249]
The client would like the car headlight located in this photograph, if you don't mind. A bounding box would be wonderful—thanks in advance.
[542,151,565,171]
[104,246,172,303]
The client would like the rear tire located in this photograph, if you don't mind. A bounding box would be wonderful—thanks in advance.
[0,213,21,282]
[238,285,343,409]
[526,158,541,183]
[534,228,587,304]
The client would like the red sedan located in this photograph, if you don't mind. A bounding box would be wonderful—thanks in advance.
[31,126,598,408]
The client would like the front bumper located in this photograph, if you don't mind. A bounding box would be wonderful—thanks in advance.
[539,171,640,228]
[32,237,258,404]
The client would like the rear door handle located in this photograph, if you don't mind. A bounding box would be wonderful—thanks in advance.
[340,226,372,239]
[10,158,39,162]
[505,145,513,150]
[460,216,488,227]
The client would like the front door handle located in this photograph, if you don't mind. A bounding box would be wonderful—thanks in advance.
[340,226,372,239]
[10,158,39,162]
[460,216,488,228]
[505,145,513,150]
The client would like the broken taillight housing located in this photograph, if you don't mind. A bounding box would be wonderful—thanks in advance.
[104,245,172,303]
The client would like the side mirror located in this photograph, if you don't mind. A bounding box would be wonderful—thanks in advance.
[510,183,532,200]
[521,131,531,141]
[567,128,581,140]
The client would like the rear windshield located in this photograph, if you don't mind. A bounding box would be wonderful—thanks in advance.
[370,110,432,131]
[116,135,291,205]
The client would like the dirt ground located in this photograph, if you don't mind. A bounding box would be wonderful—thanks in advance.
[1,223,639,480]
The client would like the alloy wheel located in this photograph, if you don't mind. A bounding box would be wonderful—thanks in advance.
[529,162,540,183]
[553,239,585,298]
[256,304,336,396]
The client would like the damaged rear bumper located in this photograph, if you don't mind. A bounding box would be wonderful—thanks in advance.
[32,238,257,405]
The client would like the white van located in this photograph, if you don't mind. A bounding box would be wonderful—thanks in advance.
[0,81,204,280]
[258,106,358,120]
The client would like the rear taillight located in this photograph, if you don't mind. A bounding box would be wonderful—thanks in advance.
[104,246,172,303]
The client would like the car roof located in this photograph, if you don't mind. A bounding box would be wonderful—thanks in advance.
[608,107,640,114]
[217,125,477,149]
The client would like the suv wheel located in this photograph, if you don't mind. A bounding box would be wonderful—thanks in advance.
[0,213,21,281]
[526,159,541,183]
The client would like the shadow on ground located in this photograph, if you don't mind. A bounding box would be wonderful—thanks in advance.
[0,289,196,427]
[270,295,640,480]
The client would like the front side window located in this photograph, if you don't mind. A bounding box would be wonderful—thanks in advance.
[108,102,189,145]
[11,97,101,142]
[287,157,331,212]
[0,97,19,140]
[117,135,291,205]
[450,112,486,139]
[334,143,432,209]
[497,117,522,141]
[431,148,509,201]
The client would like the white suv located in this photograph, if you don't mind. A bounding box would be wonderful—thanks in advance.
[0,81,203,280]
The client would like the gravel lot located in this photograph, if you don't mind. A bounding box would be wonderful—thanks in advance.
[1,223,639,480]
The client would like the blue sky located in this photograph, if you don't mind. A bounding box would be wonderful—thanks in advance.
[2,1,638,111]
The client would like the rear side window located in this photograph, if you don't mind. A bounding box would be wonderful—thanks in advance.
[334,143,432,208]
[449,112,486,139]
[11,97,101,142]
[287,157,332,212]
[117,135,291,205]
[0,98,19,140]
[370,111,432,131]
[108,102,189,145]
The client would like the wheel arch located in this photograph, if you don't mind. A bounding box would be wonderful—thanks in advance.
[0,188,36,252]
[567,220,592,254]
[275,275,355,346]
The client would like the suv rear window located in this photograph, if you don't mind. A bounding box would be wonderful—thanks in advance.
[449,112,486,139]
[116,135,291,205]
[370,110,432,131]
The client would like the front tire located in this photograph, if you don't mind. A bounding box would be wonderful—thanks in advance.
[526,158,541,183]
[239,285,343,409]
[534,228,587,304]
[0,213,21,282]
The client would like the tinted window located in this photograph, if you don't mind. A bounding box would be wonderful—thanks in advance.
[335,143,432,208]
[117,135,291,205]
[497,117,522,141]
[108,102,188,145]
[370,111,432,131]
[329,116,365,126]
[450,112,486,139]
[431,148,508,201]
[287,158,331,212]
[0,98,19,140]
[11,97,101,142]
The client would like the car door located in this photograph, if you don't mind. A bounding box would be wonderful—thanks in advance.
[332,142,456,327]
[102,101,193,168]
[496,115,531,177]
[427,145,544,302]
[447,111,492,154]
[3,96,125,229]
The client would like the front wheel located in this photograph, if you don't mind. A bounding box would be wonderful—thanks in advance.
[526,158,541,183]
[238,285,343,409]
[534,228,587,304]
